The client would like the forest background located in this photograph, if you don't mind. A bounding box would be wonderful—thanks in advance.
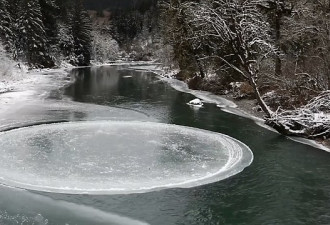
[0,0,329,139]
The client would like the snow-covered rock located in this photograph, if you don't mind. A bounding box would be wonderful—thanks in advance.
[187,98,203,107]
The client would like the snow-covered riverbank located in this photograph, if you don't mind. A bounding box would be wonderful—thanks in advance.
[0,61,75,122]
[1,61,329,152]
[128,63,330,153]
[0,61,162,116]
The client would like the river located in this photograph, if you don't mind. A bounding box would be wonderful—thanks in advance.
[0,65,330,225]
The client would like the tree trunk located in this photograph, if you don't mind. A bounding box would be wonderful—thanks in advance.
[275,55,282,76]
[193,52,205,78]
[274,12,282,76]
[180,7,205,79]
[246,66,273,118]
[249,76,273,118]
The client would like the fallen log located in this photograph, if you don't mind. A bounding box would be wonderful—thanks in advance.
[266,91,330,139]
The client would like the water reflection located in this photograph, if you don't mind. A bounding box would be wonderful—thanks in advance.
[65,66,180,122]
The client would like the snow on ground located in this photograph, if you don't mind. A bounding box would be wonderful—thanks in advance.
[0,63,74,119]
[127,64,163,73]
[0,63,27,93]
[92,60,161,67]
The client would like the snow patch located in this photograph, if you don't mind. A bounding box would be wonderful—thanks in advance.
[160,76,237,108]
[187,98,203,107]
[127,64,163,73]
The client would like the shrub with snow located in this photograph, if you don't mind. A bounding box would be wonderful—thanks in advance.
[91,30,119,63]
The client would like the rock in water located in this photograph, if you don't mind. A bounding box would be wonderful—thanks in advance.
[187,98,203,107]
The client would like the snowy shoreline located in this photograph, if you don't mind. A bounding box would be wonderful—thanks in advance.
[1,62,329,153]
[128,63,330,153]
[0,62,75,120]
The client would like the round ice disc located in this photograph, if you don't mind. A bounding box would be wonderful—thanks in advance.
[0,121,253,194]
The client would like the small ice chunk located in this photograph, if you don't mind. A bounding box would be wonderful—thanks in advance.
[188,98,203,107]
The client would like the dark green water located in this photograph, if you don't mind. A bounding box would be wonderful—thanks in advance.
[1,65,330,225]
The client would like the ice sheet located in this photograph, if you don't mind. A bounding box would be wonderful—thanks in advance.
[0,121,253,194]
[0,185,149,225]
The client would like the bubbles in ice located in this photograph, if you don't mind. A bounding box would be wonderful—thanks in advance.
[0,121,253,194]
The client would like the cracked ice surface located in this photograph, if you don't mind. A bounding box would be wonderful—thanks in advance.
[0,121,253,194]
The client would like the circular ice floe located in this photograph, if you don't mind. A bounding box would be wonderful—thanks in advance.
[0,121,253,194]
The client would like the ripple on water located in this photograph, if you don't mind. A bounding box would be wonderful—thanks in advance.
[0,121,253,194]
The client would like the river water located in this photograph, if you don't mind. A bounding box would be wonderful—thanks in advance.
[0,65,330,225]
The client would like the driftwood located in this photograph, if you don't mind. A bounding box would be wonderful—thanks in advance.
[266,91,330,139]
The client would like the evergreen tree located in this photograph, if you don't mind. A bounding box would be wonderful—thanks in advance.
[0,0,14,55]
[55,0,74,20]
[6,0,21,59]
[18,0,54,67]
[160,0,205,79]
[57,23,75,60]
[258,0,292,76]
[70,0,92,66]
[39,0,60,45]
[111,9,144,46]
[6,0,20,20]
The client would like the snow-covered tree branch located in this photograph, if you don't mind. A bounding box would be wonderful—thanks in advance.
[183,0,276,117]
[266,91,330,139]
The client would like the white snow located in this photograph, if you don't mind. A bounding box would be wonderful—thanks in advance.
[289,137,330,153]
[0,47,29,94]
[160,76,238,108]
[313,112,330,123]
[127,64,163,73]
[187,98,203,107]
[0,62,75,120]
[92,60,160,67]
[230,82,243,89]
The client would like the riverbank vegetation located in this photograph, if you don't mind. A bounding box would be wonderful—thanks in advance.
[159,0,330,140]
[0,0,329,140]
